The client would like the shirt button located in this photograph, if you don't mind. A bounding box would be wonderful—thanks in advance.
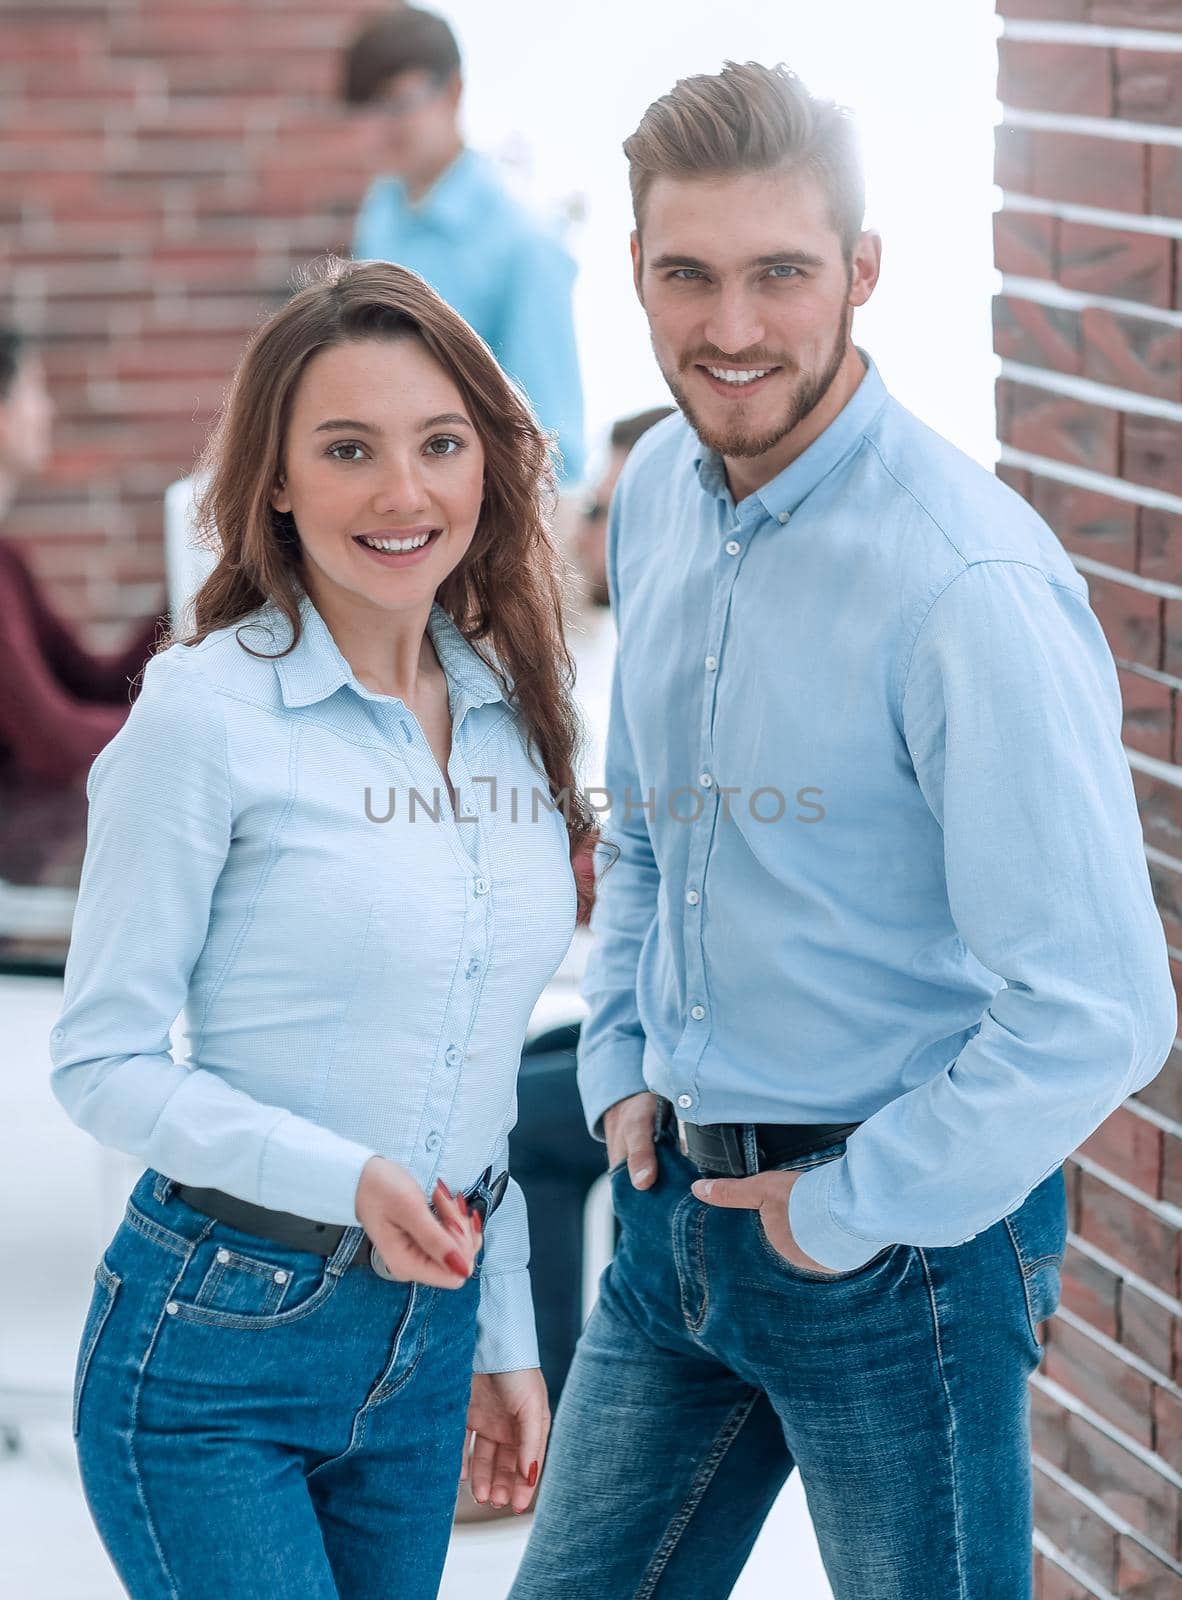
[686,890,700,905]
[465,958,481,978]
[273,1269,289,1284]
[445,1045,463,1067]
[425,1131,442,1151]
[699,772,713,788]
[677,1094,694,1110]
[473,877,489,896]
[690,1004,706,1021]
[725,539,741,556]
[215,1248,230,1264]
[51,1027,64,1041]
[778,511,791,525]
[704,655,717,671]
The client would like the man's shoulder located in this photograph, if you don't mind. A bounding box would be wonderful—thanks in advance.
[615,410,696,501]
[864,398,1080,584]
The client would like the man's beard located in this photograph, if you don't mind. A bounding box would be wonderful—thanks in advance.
[663,307,850,461]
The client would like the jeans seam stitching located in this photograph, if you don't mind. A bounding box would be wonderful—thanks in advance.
[125,1204,190,1258]
[1003,1216,1043,1360]
[917,1248,969,1600]
[129,1242,207,1599]
[72,1267,121,1438]
[634,1391,762,1600]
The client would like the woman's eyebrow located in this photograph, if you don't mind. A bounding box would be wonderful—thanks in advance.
[312,414,472,433]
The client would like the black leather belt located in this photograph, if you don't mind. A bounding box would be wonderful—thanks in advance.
[173,1165,509,1277]
[658,1097,861,1178]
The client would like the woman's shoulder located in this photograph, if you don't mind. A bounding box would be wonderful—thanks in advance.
[150,605,289,710]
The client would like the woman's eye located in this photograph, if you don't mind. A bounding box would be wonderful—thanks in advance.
[327,442,365,462]
[425,435,464,457]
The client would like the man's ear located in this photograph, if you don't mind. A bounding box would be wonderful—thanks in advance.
[270,474,291,515]
[848,230,882,309]
[630,230,644,308]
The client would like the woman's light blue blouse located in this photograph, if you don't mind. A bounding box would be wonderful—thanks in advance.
[49,588,579,1372]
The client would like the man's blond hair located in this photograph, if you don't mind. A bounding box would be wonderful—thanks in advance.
[624,61,865,262]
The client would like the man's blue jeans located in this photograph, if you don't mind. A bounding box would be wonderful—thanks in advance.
[510,1106,1067,1600]
[72,1166,482,1599]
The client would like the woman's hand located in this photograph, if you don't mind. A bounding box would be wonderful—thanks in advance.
[462,1367,551,1513]
[354,1156,481,1288]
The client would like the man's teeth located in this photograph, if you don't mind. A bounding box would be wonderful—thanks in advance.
[358,532,433,552]
[706,367,773,385]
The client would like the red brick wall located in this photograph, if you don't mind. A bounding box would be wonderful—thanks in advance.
[2,1,378,649]
[995,4,1182,1595]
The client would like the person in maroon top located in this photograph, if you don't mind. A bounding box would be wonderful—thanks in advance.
[0,327,165,785]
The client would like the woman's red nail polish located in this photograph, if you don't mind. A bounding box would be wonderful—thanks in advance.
[474,1211,483,1234]
[445,1250,470,1277]
[457,1192,469,1217]
[436,1179,454,1201]
[527,1460,538,1487]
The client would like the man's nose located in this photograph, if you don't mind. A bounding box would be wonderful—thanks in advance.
[703,289,765,359]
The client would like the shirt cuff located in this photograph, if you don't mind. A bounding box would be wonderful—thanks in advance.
[474,1267,540,1373]
[787,1158,889,1272]
[576,1041,649,1143]
[257,1112,378,1227]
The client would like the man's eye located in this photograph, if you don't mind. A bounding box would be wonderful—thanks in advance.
[426,435,464,457]
[768,265,801,279]
[670,269,704,282]
[327,442,365,462]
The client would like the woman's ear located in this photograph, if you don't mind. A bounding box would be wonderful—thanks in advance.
[270,473,291,515]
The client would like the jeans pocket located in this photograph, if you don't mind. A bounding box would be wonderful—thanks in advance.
[751,1211,895,1283]
[1003,1165,1068,1360]
[167,1229,340,1331]
[73,1259,121,1438]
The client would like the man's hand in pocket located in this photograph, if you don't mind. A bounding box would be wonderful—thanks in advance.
[690,1169,842,1274]
[603,1091,660,1190]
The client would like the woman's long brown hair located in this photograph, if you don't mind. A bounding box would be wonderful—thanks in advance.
[160,256,602,916]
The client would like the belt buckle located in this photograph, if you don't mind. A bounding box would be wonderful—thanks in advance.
[675,1117,690,1158]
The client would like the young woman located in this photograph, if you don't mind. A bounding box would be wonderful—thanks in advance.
[50,258,600,1600]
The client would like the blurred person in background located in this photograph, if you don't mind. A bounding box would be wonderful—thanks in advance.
[503,404,674,1455]
[342,6,585,486]
[50,259,602,1598]
[0,326,163,786]
[508,62,1176,1600]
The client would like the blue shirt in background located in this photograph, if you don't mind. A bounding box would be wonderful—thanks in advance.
[353,148,585,485]
[577,353,1176,1271]
[49,588,578,1371]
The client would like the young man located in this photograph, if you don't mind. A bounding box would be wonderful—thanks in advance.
[342,6,585,483]
[507,64,1176,1599]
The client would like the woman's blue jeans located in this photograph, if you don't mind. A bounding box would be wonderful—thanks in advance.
[72,1166,482,1599]
[509,1110,1067,1600]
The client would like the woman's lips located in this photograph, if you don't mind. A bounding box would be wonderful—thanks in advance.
[352,529,443,568]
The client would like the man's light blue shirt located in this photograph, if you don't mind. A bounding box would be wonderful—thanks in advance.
[577,353,1176,1272]
[353,148,585,484]
[49,588,578,1370]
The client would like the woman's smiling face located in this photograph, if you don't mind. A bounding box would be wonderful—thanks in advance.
[271,335,486,619]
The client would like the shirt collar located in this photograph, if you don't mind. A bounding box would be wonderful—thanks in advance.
[693,349,889,521]
[392,147,488,235]
[258,587,508,712]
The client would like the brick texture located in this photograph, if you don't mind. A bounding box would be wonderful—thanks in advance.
[1,0,380,645]
[995,7,1182,1591]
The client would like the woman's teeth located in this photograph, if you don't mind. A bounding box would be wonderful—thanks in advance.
[706,366,773,385]
[357,532,433,552]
